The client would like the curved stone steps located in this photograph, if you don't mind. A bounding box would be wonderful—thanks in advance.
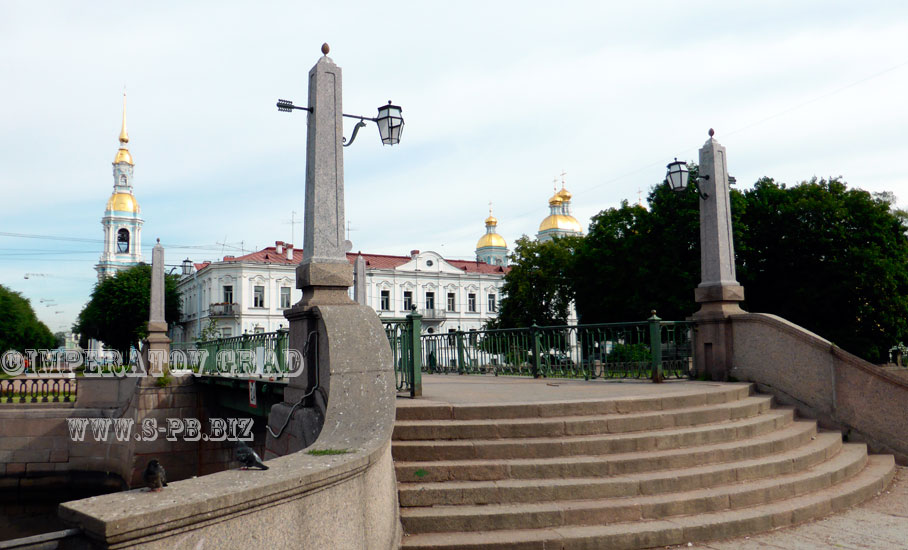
[393,404,793,462]
[398,422,824,507]
[400,439,861,534]
[395,410,799,483]
[394,384,753,422]
[399,454,895,550]
[393,396,773,441]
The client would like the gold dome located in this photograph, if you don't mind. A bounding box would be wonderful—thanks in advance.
[114,147,133,165]
[539,214,582,233]
[476,232,507,249]
[557,187,572,201]
[106,192,140,213]
[548,194,564,206]
[485,215,498,226]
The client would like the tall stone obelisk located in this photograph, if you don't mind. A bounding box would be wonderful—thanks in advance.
[143,238,171,373]
[267,45,395,456]
[692,130,744,380]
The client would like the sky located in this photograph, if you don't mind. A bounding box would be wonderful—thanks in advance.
[2,1,908,333]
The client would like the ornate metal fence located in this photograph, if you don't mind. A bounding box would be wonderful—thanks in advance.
[172,329,290,375]
[0,378,76,403]
[384,313,423,397]
[420,314,694,381]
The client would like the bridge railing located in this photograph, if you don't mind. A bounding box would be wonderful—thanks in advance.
[171,329,290,375]
[383,313,422,397]
[421,313,694,382]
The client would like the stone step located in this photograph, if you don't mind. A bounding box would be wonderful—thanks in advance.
[393,396,772,441]
[394,384,753,421]
[399,423,825,507]
[399,454,895,549]
[393,403,789,462]
[395,409,797,483]
[400,439,860,534]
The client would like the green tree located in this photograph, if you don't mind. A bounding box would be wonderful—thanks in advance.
[737,177,908,363]
[575,167,748,323]
[573,171,908,363]
[491,235,582,328]
[0,285,55,352]
[74,265,182,361]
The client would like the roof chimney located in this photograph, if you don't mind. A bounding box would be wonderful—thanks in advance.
[286,243,294,260]
[410,249,419,259]
[275,241,284,255]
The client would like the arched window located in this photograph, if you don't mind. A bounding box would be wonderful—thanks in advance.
[119,175,127,186]
[117,229,130,253]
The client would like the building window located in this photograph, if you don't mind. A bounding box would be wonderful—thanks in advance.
[403,291,413,311]
[116,228,129,253]
[253,285,265,308]
[380,290,390,311]
[488,293,497,312]
[447,292,456,312]
[221,327,232,338]
[447,328,456,345]
[254,326,265,334]
[468,293,476,312]
[280,287,291,309]
[223,285,233,304]
[425,292,435,311]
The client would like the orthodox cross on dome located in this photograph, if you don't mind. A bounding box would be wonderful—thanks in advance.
[560,170,567,188]
[488,201,493,216]
[552,177,558,193]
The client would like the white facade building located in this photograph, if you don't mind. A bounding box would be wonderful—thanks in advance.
[174,241,509,342]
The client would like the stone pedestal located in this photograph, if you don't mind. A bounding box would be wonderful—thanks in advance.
[691,133,745,381]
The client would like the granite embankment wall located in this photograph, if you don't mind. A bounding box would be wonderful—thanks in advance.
[730,312,908,465]
[0,375,260,494]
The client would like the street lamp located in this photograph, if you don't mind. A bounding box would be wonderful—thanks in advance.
[276,99,405,147]
[665,158,708,199]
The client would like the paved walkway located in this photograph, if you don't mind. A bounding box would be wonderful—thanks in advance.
[400,375,908,550]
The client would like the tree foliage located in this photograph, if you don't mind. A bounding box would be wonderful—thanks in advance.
[0,285,55,352]
[497,169,908,363]
[489,235,581,328]
[74,265,181,361]
[736,177,908,363]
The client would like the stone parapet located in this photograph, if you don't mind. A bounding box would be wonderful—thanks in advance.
[729,312,908,465]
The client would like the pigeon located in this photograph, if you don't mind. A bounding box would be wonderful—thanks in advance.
[144,459,167,491]
[236,441,269,470]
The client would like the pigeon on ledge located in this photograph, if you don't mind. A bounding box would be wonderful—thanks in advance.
[144,459,167,491]
[236,441,269,470]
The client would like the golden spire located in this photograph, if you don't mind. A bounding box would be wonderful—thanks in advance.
[113,91,134,165]
[119,92,129,144]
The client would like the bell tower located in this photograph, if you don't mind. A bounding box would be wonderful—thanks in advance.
[96,93,144,280]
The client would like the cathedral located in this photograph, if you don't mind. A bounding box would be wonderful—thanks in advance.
[95,95,144,280]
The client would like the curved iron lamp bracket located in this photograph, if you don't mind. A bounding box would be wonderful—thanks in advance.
[343,118,369,147]
[692,175,710,200]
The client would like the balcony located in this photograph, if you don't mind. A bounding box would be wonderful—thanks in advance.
[209,303,238,317]
[418,308,447,321]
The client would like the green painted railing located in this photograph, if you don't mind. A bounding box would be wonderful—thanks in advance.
[172,329,290,375]
[383,312,422,397]
[419,313,694,383]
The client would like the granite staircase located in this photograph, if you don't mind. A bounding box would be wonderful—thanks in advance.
[393,384,895,550]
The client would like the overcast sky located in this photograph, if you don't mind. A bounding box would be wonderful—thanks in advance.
[3,1,908,333]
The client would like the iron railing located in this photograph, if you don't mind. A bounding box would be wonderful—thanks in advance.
[421,314,694,381]
[383,313,423,397]
[0,377,76,403]
[172,329,290,375]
